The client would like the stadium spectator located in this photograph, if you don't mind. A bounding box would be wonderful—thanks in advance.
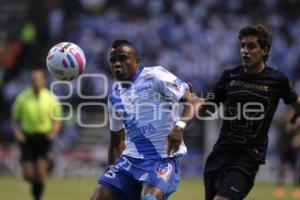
[201,24,300,200]
[11,69,62,200]
[90,39,200,200]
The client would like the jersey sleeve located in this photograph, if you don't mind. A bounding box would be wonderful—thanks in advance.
[210,70,228,104]
[108,98,124,132]
[279,72,298,104]
[154,67,189,102]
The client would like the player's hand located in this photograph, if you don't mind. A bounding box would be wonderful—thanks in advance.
[167,126,183,156]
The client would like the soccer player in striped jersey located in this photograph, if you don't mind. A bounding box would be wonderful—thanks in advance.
[90,40,201,200]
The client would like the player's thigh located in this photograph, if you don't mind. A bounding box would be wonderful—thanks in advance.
[90,184,115,200]
[142,185,163,200]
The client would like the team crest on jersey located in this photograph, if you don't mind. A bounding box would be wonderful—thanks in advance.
[155,163,173,183]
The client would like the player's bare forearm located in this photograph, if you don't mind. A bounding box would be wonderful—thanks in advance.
[48,120,62,141]
[11,120,26,142]
[167,92,204,155]
[198,99,218,117]
[180,91,204,124]
[108,129,125,165]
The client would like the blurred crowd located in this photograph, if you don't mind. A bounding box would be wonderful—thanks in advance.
[0,0,300,150]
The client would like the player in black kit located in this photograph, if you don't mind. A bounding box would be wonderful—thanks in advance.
[203,24,300,200]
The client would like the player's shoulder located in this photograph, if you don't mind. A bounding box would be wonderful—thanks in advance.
[13,88,33,104]
[143,66,176,80]
[16,87,31,99]
[218,66,241,79]
[266,66,290,80]
[143,66,169,75]
[41,87,59,100]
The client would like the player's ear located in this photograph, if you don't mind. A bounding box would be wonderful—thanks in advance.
[136,57,140,65]
[262,46,268,56]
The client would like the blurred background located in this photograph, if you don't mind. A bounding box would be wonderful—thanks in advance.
[0,0,300,199]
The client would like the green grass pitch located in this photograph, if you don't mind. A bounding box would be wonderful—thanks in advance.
[0,176,296,200]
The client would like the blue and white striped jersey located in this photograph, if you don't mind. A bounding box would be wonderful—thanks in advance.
[108,66,189,159]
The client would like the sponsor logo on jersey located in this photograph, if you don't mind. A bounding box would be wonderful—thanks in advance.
[229,80,269,92]
[127,123,156,139]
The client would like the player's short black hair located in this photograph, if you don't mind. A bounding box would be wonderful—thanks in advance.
[112,39,139,57]
[239,24,272,61]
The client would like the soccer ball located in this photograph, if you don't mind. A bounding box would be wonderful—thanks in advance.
[46,42,86,80]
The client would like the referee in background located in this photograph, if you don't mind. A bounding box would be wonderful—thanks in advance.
[11,68,62,200]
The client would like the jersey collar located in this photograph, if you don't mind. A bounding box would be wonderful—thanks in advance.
[131,65,144,83]
[120,65,144,89]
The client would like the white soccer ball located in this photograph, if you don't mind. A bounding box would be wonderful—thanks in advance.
[46,42,86,80]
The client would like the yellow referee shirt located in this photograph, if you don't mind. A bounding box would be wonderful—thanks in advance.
[11,87,62,134]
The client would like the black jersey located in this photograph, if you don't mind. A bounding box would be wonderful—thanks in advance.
[211,65,298,163]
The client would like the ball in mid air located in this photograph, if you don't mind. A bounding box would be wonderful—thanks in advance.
[46,42,86,80]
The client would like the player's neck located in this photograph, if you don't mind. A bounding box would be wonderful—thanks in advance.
[32,87,41,97]
[243,62,266,74]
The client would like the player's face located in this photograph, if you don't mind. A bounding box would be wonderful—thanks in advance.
[109,45,140,81]
[240,36,267,68]
[31,70,46,90]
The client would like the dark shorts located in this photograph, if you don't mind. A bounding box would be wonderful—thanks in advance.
[204,149,260,200]
[19,134,51,162]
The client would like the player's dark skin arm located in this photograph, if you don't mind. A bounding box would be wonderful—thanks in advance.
[167,91,204,155]
[108,129,125,165]
[198,99,218,117]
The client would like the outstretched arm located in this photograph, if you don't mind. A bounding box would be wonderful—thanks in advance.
[108,129,125,165]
